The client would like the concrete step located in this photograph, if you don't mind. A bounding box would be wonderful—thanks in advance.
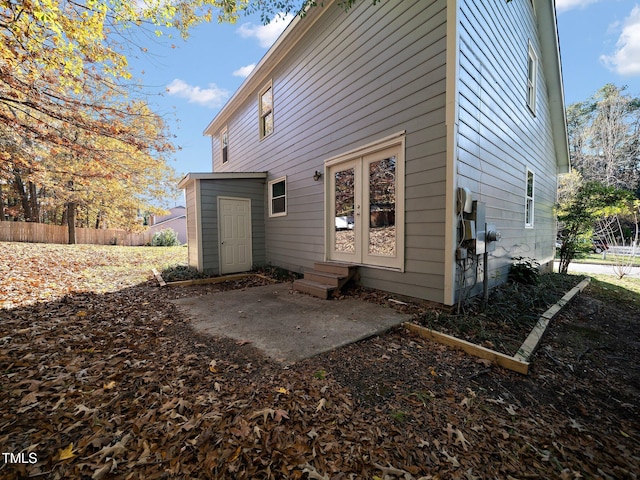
[313,262,357,277]
[303,269,343,287]
[292,279,334,299]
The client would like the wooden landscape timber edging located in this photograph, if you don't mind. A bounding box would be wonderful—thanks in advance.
[151,269,166,287]
[404,322,530,374]
[514,276,592,362]
[152,270,277,287]
[404,276,592,375]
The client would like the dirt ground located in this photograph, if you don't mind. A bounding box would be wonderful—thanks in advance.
[0,244,638,479]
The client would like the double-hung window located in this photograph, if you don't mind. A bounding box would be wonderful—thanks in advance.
[525,168,535,228]
[259,82,274,139]
[221,127,228,164]
[269,176,286,217]
[527,42,538,114]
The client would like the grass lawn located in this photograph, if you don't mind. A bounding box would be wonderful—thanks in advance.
[0,243,187,308]
[76,244,188,288]
[589,273,640,302]
[563,252,640,266]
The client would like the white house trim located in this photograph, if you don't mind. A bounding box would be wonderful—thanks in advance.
[444,0,461,306]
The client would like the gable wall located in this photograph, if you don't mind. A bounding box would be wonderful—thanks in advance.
[456,0,559,289]
[211,0,450,302]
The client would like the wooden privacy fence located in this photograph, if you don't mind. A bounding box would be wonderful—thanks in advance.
[0,222,153,246]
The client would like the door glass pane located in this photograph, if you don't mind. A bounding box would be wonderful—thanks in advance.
[334,167,355,253]
[368,156,396,256]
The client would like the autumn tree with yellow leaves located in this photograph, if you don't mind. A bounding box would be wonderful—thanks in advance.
[0,0,267,236]
[0,0,424,237]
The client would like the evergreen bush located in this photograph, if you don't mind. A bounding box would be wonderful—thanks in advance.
[151,228,181,247]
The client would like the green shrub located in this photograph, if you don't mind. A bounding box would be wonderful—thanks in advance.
[160,264,209,282]
[509,256,540,285]
[151,228,180,247]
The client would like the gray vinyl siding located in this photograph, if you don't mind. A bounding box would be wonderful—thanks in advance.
[456,0,558,286]
[211,0,450,301]
[199,178,266,274]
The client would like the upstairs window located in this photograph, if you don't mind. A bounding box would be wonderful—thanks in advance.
[259,82,274,139]
[525,168,535,228]
[269,176,286,217]
[221,128,228,164]
[527,42,538,115]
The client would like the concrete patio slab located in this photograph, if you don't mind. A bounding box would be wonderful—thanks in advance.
[171,282,412,363]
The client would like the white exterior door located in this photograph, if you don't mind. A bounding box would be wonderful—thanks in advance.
[326,144,404,270]
[218,197,252,274]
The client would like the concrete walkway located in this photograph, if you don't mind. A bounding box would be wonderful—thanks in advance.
[171,283,412,363]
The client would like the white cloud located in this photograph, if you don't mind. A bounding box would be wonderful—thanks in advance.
[600,5,640,76]
[233,64,257,78]
[237,13,295,48]
[165,79,230,108]
[556,0,601,13]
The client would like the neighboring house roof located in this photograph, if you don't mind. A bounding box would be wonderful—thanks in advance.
[203,0,569,173]
[150,205,186,225]
[150,215,186,228]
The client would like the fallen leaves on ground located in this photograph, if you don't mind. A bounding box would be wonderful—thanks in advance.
[0,243,185,308]
[0,243,638,479]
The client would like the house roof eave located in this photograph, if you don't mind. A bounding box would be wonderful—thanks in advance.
[178,172,269,189]
[536,0,570,173]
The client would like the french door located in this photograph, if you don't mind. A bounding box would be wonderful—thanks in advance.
[327,145,402,269]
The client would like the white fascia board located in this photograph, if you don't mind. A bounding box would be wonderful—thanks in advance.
[536,0,570,173]
[444,0,461,306]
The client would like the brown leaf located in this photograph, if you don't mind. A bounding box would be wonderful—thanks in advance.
[20,391,40,405]
[274,409,289,422]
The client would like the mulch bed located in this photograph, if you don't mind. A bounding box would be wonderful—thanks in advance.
[0,244,638,479]
[340,273,586,357]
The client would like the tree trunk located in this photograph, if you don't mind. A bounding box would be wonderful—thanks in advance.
[67,202,77,244]
[13,172,34,221]
[28,181,39,222]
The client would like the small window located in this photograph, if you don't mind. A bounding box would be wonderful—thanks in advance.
[221,128,228,164]
[525,169,535,227]
[259,82,273,138]
[527,42,538,114]
[269,176,286,217]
